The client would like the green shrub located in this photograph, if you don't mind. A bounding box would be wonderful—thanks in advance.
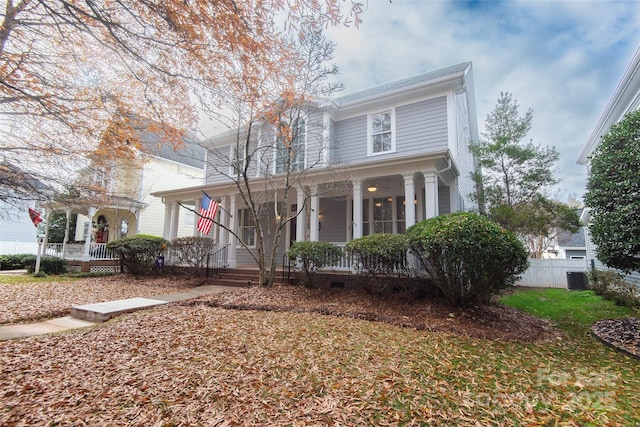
[287,241,343,287]
[25,256,67,275]
[407,212,529,307]
[345,233,411,294]
[0,254,35,270]
[587,269,618,296]
[170,236,216,277]
[587,269,640,308]
[107,234,168,275]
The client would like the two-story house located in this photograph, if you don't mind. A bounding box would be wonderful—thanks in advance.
[578,46,640,284]
[154,62,479,269]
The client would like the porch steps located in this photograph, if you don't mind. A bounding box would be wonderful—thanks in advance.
[210,268,288,287]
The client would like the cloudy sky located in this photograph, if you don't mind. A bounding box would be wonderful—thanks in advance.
[324,0,640,202]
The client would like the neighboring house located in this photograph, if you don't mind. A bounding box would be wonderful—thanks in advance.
[577,46,640,284]
[0,163,52,255]
[45,115,204,266]
[154,62,479,269]
[556,227,587,260]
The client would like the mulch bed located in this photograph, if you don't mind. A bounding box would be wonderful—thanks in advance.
[184,285,561,342]
[592,317,640,359]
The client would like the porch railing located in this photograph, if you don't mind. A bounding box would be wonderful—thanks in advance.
[207,243,230,278]
[45,243,117,260]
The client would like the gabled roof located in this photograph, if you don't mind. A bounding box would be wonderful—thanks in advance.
[122,114,204,169]
[333,62,472,107]
[557,227,586,248]
[578,46,640,165]
[140,132,204,169]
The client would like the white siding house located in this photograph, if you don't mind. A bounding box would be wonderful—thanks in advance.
[154,62,480,268]
[45,116,205,270]
[578,46,640,284]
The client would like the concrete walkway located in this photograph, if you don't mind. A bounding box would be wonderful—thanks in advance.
[0,284,234,341]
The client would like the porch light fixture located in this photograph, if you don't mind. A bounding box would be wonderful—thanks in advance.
[367,185,377,192]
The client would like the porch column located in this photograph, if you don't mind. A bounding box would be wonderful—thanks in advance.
[62,208,71,259]
[83,207,97,261]
[194,198,202,236]
[170,201,180,240]
[219,196,229,246]
[403,174,416,229]
[227,194,237,268]
[416,181,425,222]
[352,179,363,239]
[424,170,439,219]
[163,201,173,239]
[296,189,306,241]
[309,188,319,241]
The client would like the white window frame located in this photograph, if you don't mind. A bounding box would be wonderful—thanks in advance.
[230,145,246,178]
[237,208,256,248]
[367,109,396,156]
[275,116,307,174]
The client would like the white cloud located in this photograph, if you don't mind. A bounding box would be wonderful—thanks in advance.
[326,0,640,201]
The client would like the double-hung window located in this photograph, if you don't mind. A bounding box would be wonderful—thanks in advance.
[230,145,246,177]
[368,110,395,155]
[237,208,256,247]
[275,117,306,174]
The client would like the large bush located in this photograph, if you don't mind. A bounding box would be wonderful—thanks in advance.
[407,212,528,306]
[584,109,640,273]
[107,234,168,275]
[170,236,216,276]
[287,241,343,287]
[345,233,411,294]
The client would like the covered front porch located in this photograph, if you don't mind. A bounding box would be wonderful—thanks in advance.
[42,197,146,271]
[157,155,460,271]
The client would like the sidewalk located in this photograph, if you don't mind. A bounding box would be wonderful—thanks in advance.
[0,284,234,341]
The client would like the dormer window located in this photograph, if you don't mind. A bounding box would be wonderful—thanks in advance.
[368,109,395,155]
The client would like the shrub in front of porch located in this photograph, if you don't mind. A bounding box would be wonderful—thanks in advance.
[170,237,216,277]
[345,233,411,294]
[107,235,168,275]
[287,241,343,288]
[407,212,528,307]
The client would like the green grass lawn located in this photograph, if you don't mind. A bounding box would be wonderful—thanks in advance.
[0,274,80,285]
[499,287,637,338]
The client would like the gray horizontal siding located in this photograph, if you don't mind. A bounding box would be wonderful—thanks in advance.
[334,96,448,165]
[396,96,448,154]
[334,115,367,164]
[319,198,347,242]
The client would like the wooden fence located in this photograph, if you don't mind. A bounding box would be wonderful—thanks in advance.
[516,258,589,288]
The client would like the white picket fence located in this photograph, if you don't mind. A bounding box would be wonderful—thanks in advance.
[516,258,589,288]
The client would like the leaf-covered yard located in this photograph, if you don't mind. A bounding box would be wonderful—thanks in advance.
[1,276,639,426]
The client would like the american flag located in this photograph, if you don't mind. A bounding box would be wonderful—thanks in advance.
[197,194,218,235]
[28,207,43,227]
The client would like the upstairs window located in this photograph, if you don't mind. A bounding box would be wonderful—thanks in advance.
[230,145,246,177]
[368,110,395,155]
[94,167,113,192]
[275,117,306,174]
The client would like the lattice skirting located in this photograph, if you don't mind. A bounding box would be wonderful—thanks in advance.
[90,265,121,273]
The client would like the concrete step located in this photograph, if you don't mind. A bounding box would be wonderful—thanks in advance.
[71,297,169,323]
